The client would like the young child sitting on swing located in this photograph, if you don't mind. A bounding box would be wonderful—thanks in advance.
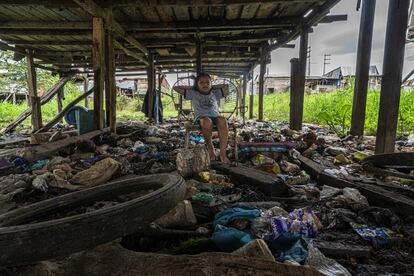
[174,72,230,163]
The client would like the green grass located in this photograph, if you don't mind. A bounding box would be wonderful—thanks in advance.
[248,87,414,136]
[1,83,413,137]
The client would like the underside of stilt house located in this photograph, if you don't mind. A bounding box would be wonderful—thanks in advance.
[1,0,410,155]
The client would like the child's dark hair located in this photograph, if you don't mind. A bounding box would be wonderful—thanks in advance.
[193,72,211,91]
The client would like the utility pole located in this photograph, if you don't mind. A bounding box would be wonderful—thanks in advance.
[307,46,311,76]
[323,54,331,75]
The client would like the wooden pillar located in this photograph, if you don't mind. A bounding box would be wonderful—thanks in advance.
[290,58,300,130]
[92,17,105,130]
[258,49,266,122]
[242,72,247,123]
[196,40,202,75]
[84,77,89,108]
[350,0,377,136]
[249,70,254,119]
[57,76,64,123]
[375,0,410,153]
[147,52,155,121]
[104,25,116,133]
[26,49,42,131]
[290,29,308,130]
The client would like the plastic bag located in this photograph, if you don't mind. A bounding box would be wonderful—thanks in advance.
[305,244,351,276]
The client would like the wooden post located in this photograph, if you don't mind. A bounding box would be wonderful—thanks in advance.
[249,70,254,119]
[26,49,42,131]
[147,52,155,121]
[196,40,202,75]
[375,0,410,153]
[84,77,89,108]
[290,58,300,130]
[290,29,308,130]
[92,17,105,130]
[258,48,266,122]
[104,23,116,134]
[57,84,64,123]
[350,0,377,136]
[242,72,247,123]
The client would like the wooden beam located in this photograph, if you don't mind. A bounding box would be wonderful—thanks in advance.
[92,17,105,130]
[2,76,72,133]
[258,48,267,122]
[6,40,91,46]
[291,30,308,130]
[0,21,91,29]
[114,40,149,65]
[105,26,117,134]
[375,0,410,154]
[196,40,202,75]
[350,0,376,136]
[35,88,95,133]
[249,70,254,119]
[74,0,148,56]
[269,0,341,51]
[26,49,42,131]
[319,14,348,23]
[103,0,322,7]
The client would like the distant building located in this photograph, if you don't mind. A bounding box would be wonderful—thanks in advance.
[115,76,171,97]
[322,66,381,90]
[254,65,382,94]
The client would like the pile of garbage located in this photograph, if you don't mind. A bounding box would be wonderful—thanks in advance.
[0,119,413,275]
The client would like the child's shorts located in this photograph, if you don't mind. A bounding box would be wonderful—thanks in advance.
[196,116,219,126]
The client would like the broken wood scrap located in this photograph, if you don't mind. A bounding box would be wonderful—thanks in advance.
[35,87,94,133]
[313,240,372,259]
[211,163,288,197]
[23,128,108,162]
[2,75,73,134]
[30,130,78,144]
[299,156,414,218]
[3,242,322,276]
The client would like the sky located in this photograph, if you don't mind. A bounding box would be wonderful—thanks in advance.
[166,0,414,84]
[260,0,414,78]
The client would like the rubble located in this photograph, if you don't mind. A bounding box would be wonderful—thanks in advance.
[0,120,413,274]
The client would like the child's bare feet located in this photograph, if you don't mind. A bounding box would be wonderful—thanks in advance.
[220,154,230,164]
[208,150,217,161]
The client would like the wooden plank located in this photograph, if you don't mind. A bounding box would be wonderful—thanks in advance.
[211,163,288,197]
[35,88,95,133]
[258,48,266,121]
[24,128,108,162]
[100,0,323,7]
[26,49,42,131]
[299,156,414,218]
[57,86,64,123]
[2,76,72,133]
[350,0,376,136]
[105,26,116,134]
[375,0,410,153]
[92,17,105,130]
[313,241,372,259]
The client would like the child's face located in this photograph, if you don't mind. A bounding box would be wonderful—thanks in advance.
[197,76,211,93]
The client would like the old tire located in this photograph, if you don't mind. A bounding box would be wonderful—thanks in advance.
[0,173,186,267]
